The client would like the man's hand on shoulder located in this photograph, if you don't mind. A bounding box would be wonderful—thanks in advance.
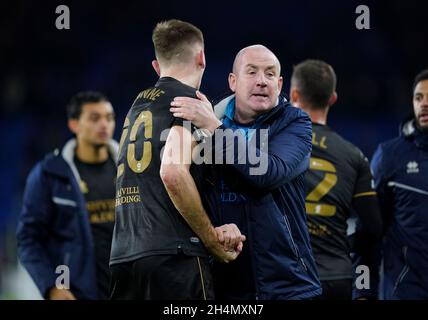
[170,91,221,134]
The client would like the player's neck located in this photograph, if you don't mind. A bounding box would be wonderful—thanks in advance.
[308,110,328,125]
[160,68,202,90]
[75,139,109,164]
[294,102,328,125]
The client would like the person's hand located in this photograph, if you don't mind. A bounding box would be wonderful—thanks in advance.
[207,241,241,263]
[170,91,222,134]
[204,225,244,263]
[215,223,246,253]
[48,287,77,300]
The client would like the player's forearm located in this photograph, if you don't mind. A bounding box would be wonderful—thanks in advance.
[161,165,217,247]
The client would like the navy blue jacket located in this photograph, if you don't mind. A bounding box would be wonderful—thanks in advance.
[371,119,428,299]
[205,95,322,300]
[16,139,118,299]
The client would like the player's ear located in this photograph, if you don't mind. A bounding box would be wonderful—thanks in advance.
[196,49,206,70]
[152,60,161,76]
[228,73,237,92]
[328,91,338,106]
[290,88,299,104]
[68,119,79,135]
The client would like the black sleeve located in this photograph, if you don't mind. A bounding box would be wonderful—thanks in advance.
[171,116,197,134]
[351,152,384,300]
[350,196,383,300]
[352,196,383,241]
[170,90,199,134]
[352,151,383,238]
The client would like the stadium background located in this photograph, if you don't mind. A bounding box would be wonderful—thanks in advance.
[0,0,427,298]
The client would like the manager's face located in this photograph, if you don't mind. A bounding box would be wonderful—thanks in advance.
[229,46,283,120]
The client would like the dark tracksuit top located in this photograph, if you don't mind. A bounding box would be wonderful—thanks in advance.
[204,94,322,300]
[371,118,428,300]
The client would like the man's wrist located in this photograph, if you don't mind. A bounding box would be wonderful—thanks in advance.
[207,119,222,135]
[200,225,218,249]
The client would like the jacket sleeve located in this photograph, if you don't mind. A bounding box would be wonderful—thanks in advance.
[214,113,312,191]
[352,149,383,238]
[16,163,57,299]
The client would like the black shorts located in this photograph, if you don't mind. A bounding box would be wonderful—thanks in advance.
[319,279,353,300]
[110,254,215,300]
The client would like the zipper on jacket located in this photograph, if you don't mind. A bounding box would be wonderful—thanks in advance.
[283,215,308,272]
[392,246,409,295]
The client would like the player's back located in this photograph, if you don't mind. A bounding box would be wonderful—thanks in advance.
[305,123,375,280]
[110,77,207,266]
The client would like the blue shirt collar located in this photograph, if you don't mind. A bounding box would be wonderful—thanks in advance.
[224,97,236,122]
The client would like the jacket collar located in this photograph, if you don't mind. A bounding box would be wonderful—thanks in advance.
[400,117,428,149]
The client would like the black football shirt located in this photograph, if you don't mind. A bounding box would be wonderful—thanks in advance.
[74,154,116,299]
[110,77,208,265]
[305,123,376,280]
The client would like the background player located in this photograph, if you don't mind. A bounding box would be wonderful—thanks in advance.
[289,59,383,299]
[17,91,117,299]
[371,69,428,299]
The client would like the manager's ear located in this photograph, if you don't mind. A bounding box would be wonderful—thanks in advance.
[152,60,160,76]
[228,73,237,92]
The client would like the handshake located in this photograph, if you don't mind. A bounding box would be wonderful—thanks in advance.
[206,223,246,264]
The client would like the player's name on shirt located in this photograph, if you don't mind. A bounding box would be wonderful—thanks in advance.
[115,185,141,207]
[313,132,327,149]
[133,88,165,104]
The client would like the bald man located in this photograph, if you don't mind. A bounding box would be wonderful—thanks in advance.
[170,45,322,300]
